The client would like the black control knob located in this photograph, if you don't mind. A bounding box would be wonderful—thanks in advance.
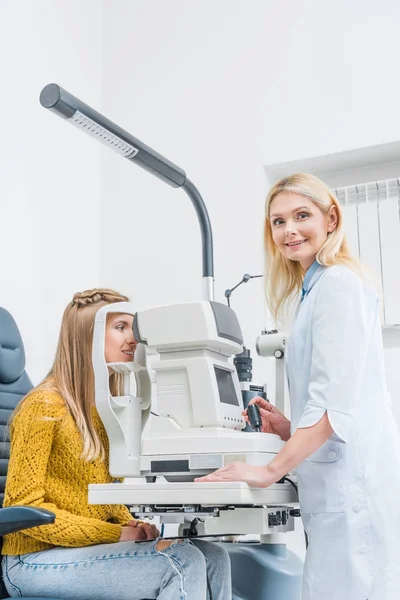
[247,404,262,432]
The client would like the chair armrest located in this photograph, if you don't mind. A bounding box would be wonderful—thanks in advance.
[0,506,55,536]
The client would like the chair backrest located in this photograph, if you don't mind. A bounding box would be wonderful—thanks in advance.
[0,308,33,506]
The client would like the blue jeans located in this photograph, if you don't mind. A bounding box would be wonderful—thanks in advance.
[2,538,231,600]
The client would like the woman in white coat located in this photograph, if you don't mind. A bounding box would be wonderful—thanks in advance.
[196,173,400,600]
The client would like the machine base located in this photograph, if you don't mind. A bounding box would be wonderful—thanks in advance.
[89,480,297,506]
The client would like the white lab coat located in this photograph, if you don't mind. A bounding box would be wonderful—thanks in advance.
[285,264,400,600]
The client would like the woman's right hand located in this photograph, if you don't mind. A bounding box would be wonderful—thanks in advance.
[243,397,291,441]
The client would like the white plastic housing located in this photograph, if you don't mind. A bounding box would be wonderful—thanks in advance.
[92,302,151,477]
[135,301,243,355]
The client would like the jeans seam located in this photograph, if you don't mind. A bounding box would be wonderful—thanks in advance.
[18,551,162,568]
[17,539,192,568]
[3,556,23,598]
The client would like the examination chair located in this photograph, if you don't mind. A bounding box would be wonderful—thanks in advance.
[0,307,60,600]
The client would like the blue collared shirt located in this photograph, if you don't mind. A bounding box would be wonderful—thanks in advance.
[301,260,320,302]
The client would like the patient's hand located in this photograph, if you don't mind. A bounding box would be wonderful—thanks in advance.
[119,526,147,542]
[119,520,160,542]
[243,397,291,441]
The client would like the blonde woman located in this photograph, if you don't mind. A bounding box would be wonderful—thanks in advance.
[2,289,231,600]
[197,174,400,600]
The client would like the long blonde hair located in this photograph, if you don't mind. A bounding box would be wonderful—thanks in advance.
[264,173,360,322]
[18,288,129,461]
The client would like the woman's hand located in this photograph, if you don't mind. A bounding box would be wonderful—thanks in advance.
[244,397,291,441]
[119,520,160,542]
[195,462,278,488]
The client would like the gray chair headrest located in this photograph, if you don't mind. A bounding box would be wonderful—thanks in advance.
[0,308,26,384]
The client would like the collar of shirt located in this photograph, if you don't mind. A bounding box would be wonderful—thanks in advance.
[301,260,320,302]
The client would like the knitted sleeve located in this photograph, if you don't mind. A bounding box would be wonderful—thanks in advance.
[4,394,122,547]
[110,504,134,525]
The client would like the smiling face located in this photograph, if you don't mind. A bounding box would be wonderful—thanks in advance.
[104,313,136,364]
[269,192,338,270]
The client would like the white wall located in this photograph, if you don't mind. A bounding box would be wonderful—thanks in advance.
[100,0,400,406]
[259,1,400,164]
[100,0,400,558]
[0,0,103,383]
[100,0,276,387]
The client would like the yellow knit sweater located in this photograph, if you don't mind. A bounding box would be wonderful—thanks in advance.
[2,391,133,555]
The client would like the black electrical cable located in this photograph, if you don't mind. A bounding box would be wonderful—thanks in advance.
[283,476,309,549]
[282,475,298,494]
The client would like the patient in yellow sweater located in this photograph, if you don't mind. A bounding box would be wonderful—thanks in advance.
[1,288,231,600]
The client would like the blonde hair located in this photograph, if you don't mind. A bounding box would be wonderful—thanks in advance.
[264,173,360,322]
[18,288,129,461]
